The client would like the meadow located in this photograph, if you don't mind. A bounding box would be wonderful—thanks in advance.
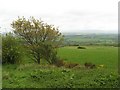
[58,46,118,69]
[2,46,119,88]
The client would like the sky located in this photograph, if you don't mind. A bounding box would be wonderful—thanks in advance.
[0,0,119,34]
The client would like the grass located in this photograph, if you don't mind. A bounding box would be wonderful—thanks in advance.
[2,64,119,88]
[0,65,2,89]
[58,46,118,69]
[2,46,119,88]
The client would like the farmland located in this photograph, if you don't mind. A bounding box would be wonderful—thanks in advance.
[2,44,119,88]
[64,34,118,46]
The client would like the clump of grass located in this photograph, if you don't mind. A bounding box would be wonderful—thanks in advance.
[54,60,64,67]
[54,59,80,69]
[84,62,96,69]
[64,62,79,68]
[2,71,10,80]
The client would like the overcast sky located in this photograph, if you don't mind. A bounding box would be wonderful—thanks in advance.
[0,0,119,33]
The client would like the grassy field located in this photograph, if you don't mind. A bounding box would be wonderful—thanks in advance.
[58,46,118,69]
[2,46,119,88]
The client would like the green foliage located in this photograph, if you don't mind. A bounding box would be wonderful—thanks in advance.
[2,33,21,64]
[40,43,58,64]
[11,17,63,64]
[2,64,119,88]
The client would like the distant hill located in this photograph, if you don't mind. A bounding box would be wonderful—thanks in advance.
[63,33,118,46]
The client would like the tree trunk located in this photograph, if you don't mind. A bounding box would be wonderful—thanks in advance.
[36,52,41,64]
[37,56,40,64]
[38,59,40,64]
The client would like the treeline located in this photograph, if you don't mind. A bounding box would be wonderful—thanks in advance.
[63,34,118,46]
[63,40,118,46]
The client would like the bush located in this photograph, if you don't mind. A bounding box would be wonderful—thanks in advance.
[41,44,59,64]
[77,46,86,49]
[2,33,21,64]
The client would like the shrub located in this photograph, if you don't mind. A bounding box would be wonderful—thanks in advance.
[77,46,86,49]
[2,33,21,64]
[41,44,59,64]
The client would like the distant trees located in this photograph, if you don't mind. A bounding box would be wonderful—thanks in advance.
[11,17,63,64]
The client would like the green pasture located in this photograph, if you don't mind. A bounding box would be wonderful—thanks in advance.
[58,46,118,70]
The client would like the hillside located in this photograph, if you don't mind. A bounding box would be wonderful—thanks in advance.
[63,33,118,46]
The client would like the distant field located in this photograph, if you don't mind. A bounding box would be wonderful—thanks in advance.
[58,46,118,70]
[64,34,118,46]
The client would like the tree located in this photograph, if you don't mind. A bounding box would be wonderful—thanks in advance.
[11,17,63,64]
[2,33,21,64]
[40,43,58,64]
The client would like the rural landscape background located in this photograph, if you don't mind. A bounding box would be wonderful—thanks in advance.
[0,0,119,89]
